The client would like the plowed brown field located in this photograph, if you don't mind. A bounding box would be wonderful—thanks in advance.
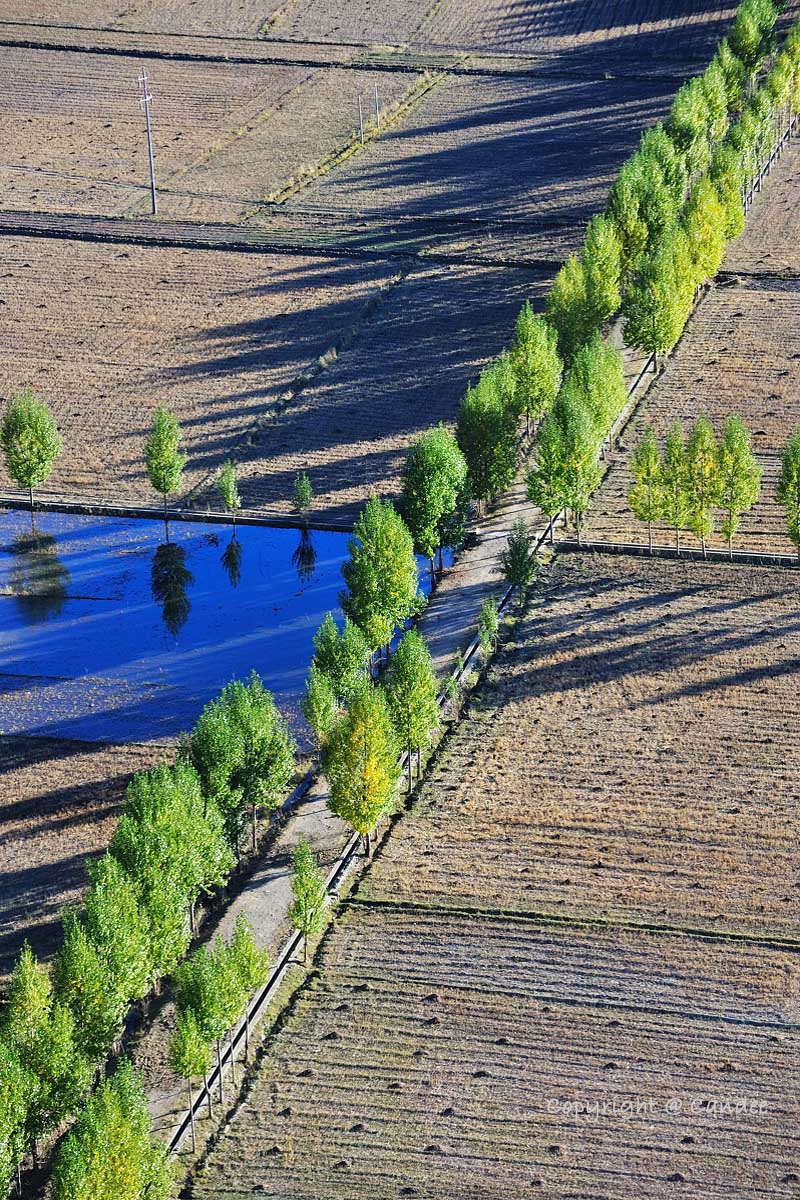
[188,905,800,1200]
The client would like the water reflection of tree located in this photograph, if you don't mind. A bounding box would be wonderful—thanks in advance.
[291,527,316,585]
[151,542,194,636]
[7,531,71,622]
[221,534,243,589]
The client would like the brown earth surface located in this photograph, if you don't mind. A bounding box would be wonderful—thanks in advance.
[0,236,399,506]
[724,136,800,276]
[186,904,800,1200]
[0,734,165,983]
[360,552,800,939]
[0,45,416,222]
[586,276,800,554]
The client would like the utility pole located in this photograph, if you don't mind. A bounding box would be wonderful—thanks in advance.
[374,83,381,129]
[138,68,157,215]
[358,94,364,146]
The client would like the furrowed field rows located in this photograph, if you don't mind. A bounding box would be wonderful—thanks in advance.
[360,553,800,939]
[587,277,800,553]
[0,46,415,221]
[0,237,399,503]
[0,0,279,38]
[288,72,678,264]
[0,736,163,981]
[725,136,800,274]
[188,906,800,1200]
[220,260,544,522]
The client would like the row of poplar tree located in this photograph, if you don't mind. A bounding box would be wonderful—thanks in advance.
[629,416,800,558]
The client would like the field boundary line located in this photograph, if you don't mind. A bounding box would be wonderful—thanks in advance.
[559,537,800,569]
[344,896,800,955]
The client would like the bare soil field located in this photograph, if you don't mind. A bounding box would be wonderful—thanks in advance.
[725,137,800,276]
[290,72,677,265]
[0,45,415,222]
[0,0,278,38]
[586,276,800,554]
[224,261,545,522]
[361,552,800,940]
[0,734,164,983]
[0,235,398,504]
[187,903,800,1199]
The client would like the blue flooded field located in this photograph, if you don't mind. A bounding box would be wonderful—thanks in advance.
[0,509,432,745]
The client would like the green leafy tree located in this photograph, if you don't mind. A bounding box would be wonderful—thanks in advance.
[701,56,731,145]
[174,945,230,1101]
[684,178,728,286]
[288,838,329,962]
[776,426,800,562]
[628,426,665,551]
[606,163,649,279]
[399,424,468,578]
[301,662,340,748]
[210,937,248,1089]
[715,39,746,113]
[145,405,186,523]
[229,914,270,1060]
[52,1060,171,1200]
[0,386,61,510]
[709,143,746,238]
[217,459,241,528]
[622,236,692,361]
[661,422,690,552]
[500,517,538,596]
[555,394,602,541]
[639,123,687,205]
[510,303,563,434]
[717,415,761,555]
[526,411,567,540]
[188,673,296,853]
[455,371,518,506]
[685,416,721,557]
[635,158,679,250]
[730,1,768,81]
[54,909,128,1061]
[546,254,591,360]
[323,685,400,857]
[561,334,627,443]
[310,613,370,702]
[84,853,154,1005]
[386,628,439,791]
[0,1042,33,1197]
[581,214,622,327]
[3,944,91,1158]
[340,497,420,657]
[477,596,500,657]
[169,1007,210,1151]
[668,76,712,174]
[292,470,313,521]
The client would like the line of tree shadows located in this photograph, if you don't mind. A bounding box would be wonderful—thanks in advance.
[4,522,321,638]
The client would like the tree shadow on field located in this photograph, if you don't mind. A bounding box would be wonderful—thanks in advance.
[487,553,800,716]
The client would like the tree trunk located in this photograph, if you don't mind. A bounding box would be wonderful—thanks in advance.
[438,545,444,574]
[229,1028,237,1086]
[16,1164,21,1195]
[701,534,707,560]
[407,749,413,794]
[303,934,308,964]
[188,1079,197,1152]
[648,522,653,555]
[217,1039,225,1103]
[28,485,33,512]
[204,1071,214,1117]
[729,533,733,561]
[252,804,258,854]
[429,557,436,585]
[365,829,372,858]
[675,528,680,556]
[189,899,196,935]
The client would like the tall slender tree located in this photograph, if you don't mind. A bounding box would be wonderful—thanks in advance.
[717,415,761,556]
[510,304,562,434]
[288,838,329,963]
[628,426,665,552]
[456,372,518,506]
[323,685,400,857]
[661,421,690,553]
[217,459,241,529]
[145,405,186,528]
[169,1008,210,1152]
[340,497,420,658]
[526,412,567,541]
[546,254,591,360]
[776,426,800,562]
[399,424,468,580]
[685,416,721,557]
[385,628,439,791]
[582,214,622,327]
[0,386,61,511]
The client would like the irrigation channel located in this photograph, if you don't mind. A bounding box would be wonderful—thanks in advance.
[0,507,449,743]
